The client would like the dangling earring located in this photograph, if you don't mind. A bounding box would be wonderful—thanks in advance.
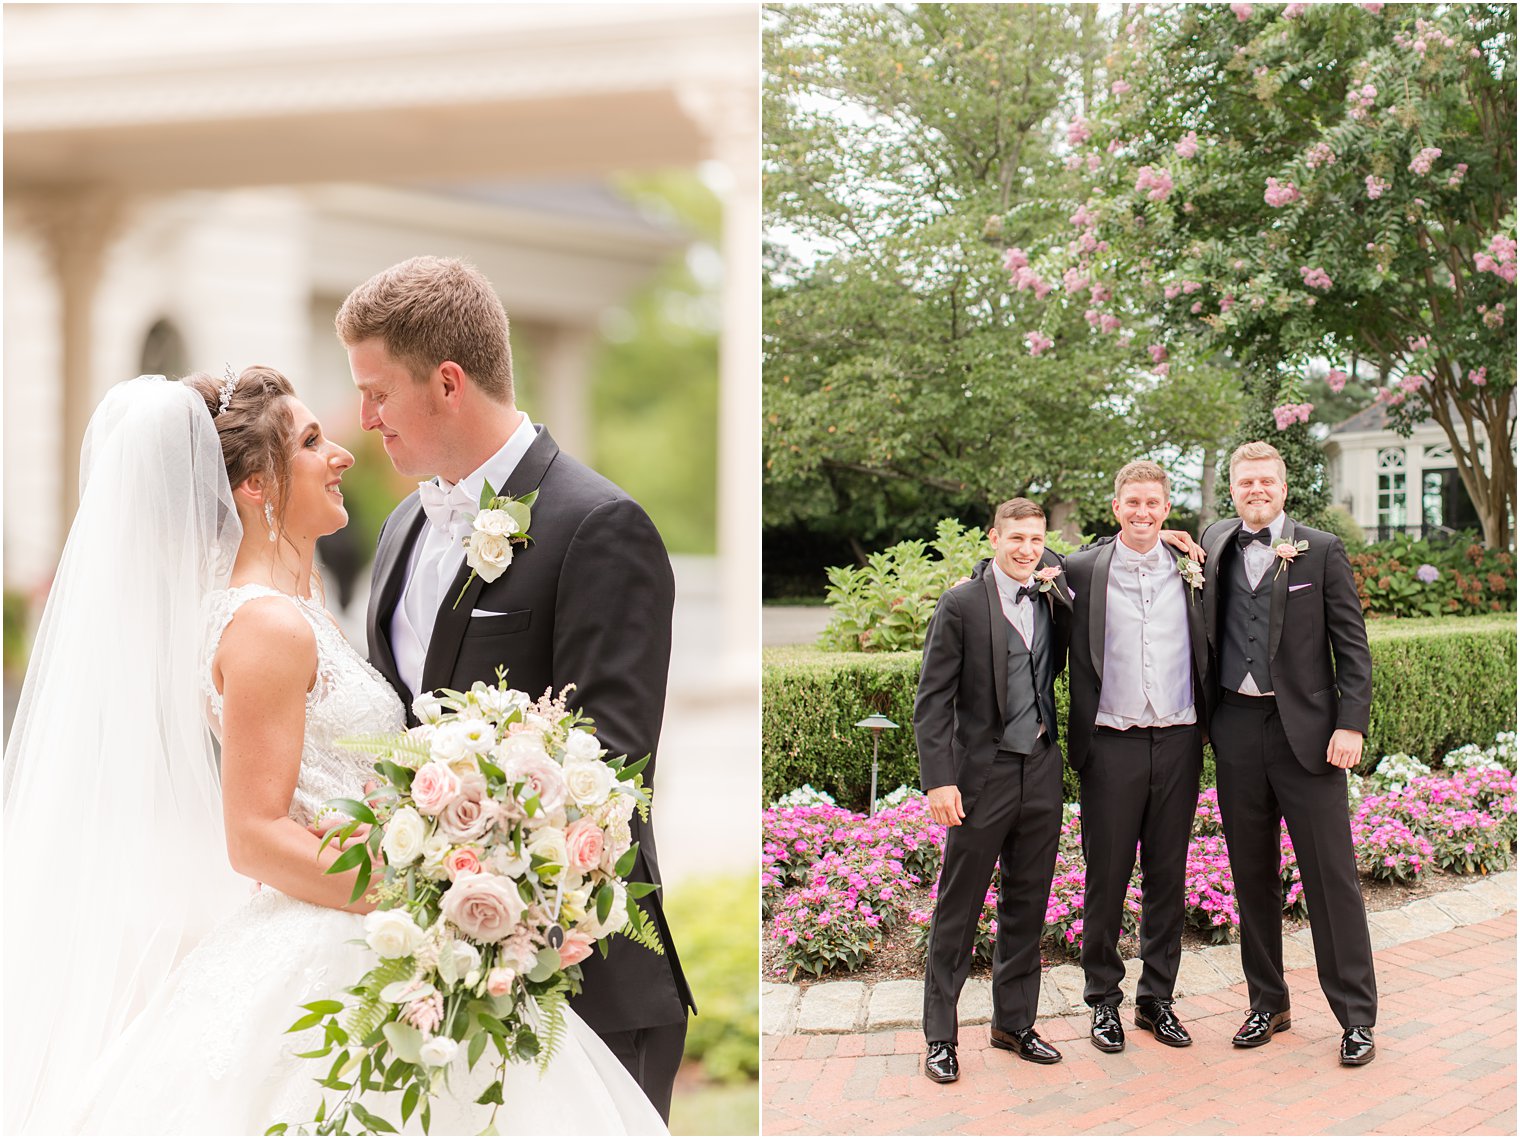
[264,502,277,542]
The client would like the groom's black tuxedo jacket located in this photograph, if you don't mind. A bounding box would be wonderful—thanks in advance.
[1199,515,1373,774]
[367,426,693,1036]
[1063,539,1214,772]
[914,550,1073,813]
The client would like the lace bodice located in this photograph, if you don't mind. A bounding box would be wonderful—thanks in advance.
[203,585,405,826]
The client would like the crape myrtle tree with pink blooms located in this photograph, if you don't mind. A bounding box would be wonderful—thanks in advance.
[1011,2,1516,547]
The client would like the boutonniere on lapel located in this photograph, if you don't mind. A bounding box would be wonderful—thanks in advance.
[1033,565,1064,593]
[453,482,537,608]
[1272,538,1309,581]
[1176,556,1204,592]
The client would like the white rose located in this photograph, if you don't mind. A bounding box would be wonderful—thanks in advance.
[563,730,603,764]
[364,909,425,959]
[419,832,452,881]
[466,531,513,582]
[429,722,472,766]
[381,807,427,867]
[472,508,516,538]
[450,940,482,979]
[562,758,615,808]
[412,692,445,725]
[487,843,530,878]
[527,827,568,870]
[418,1036,458,1068]
[499,731,550,764]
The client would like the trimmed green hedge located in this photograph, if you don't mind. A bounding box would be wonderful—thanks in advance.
[762,615,1517,811]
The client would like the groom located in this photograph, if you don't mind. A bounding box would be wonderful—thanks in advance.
[339,256,693,1118]
[916,498,1071,1083]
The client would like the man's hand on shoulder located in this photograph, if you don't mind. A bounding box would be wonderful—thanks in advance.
[1160,528,1206,562]
[926,784,965,827]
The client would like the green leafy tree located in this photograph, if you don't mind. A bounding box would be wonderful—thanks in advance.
[1016,2,1515,547]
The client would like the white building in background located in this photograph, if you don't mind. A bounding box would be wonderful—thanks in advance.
[1323,403,1487,542]
[3,3,760,885]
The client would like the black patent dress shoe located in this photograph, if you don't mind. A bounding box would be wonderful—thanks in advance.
[1134,997,1193,1047]
[925,1041,959,1083]
[1232,1008,1291,1047]
[1090,1003,1125,1053]
[1340,1026,1376,1066]
[990,1026,1063,1064]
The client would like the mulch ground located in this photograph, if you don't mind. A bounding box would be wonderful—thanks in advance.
[764,867,1462,988]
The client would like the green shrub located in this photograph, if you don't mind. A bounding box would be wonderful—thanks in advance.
[663,873,758,1084]
[818,519,1086,653]
[1349,534,1515,618]
[763,616,1516,810]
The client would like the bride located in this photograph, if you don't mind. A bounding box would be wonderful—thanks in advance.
[3,370,666,1135]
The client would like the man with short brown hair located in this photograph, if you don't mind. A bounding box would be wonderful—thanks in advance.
[915,497,1072,1082]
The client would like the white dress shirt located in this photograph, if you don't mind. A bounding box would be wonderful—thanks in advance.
[1095,537,1196,730]
[391,411,537,697]
[1236,512,1284,696]
[990,560,1045,738]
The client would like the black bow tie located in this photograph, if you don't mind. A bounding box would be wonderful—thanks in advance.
[1015,584,1040,603]
[1235,527,1272,549]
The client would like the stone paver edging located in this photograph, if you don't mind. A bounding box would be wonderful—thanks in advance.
[762,870,1517,1036]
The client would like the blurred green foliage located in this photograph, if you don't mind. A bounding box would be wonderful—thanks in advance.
[664,871,759,1084]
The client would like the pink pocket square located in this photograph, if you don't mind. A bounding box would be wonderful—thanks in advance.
[1288,582,1314,593]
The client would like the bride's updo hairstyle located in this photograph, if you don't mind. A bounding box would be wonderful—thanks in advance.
[183,365,298,525]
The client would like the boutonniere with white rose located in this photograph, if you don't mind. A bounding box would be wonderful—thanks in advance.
[1177,556,1204,592]
[1033,565,1064,593]
[453,483,537,608]
[1273,538,1309,580]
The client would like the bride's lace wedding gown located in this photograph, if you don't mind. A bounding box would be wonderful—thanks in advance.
[68,586,665,1135]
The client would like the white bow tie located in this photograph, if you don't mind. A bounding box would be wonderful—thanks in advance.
[417,479,475,540]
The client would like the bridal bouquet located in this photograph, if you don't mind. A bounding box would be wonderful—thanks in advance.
[271,676,661,1136]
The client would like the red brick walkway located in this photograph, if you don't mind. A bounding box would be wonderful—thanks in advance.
[763,912,1516,1135]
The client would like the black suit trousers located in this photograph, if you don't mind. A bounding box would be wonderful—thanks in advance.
[922,735,1063,1044]
[599,1021,687,1124]
[1079,723,1202,1007]
[1212,691,1377,1027]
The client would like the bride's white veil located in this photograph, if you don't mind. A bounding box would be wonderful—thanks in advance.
[4,376,248,1132]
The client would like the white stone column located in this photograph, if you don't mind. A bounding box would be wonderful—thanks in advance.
[534,322,595,461]
[22,188,123,531]
[679,80,760,688]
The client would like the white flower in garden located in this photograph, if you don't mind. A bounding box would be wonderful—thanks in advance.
[412,692,446,725]
[364,909,424,959]
[381,806,427,866]
[418,1036,458,1068]
[564,730,602,764]
[465,531,514,583]
[563,757,615,808]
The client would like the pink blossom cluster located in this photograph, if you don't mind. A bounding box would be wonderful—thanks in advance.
[1363,770,1516,876]
[1111,80,1131,97]
[1407,334,1429,351]
[1347,84,1378,121]
[1394,17,1459,55]
[1373,386,1407,407]
[1147,343,1168,365]
[1026,331,1055,357]
[1085,309,1123,334]
[1474,234,1517,284]
[1219,294,1236,314]
[1065,152,1103,173]
[1478,303,1506,329]
[1351,808,1433,882]
[1283,2,1308,17]
[1069,204,1097,230]
[1398,373,1427,394]
[1183,835,1239,938]
[1231,3,1253,21]
[1360,2,1383,12]
[1304,142,1337,169]
[1299,265,1333,291]
[1264,177,1301,207]
[1365,174,1390,199]
[1468,367,1487,387]
[1408,147,1443,176]
[1326,368,1350,393]
[1447,163,1469,188]
[1272,402,1314,430]
[1067,118,1092,146]
[1174,131,1199,159]
[1134,165,1174,202]
[1003,246,1029,273]
[1063,267,1090,295]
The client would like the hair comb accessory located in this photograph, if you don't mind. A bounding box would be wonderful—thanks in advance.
[216,365,238,415]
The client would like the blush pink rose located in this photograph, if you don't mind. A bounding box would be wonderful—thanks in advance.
[441,871,525,942]
[437,795,501,844]
[486,967,515,997]
[444,846,483,881]
[564,818,606,875]
[504,754,568,813]
[411,761,463,815]
[558,930,595,969]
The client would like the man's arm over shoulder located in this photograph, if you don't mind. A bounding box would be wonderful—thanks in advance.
[915,587,966,793]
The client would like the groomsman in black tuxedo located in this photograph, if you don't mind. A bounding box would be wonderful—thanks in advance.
[915,498,1072,1083]
[1201,440,1377,1066]
[1064,461,1212,1054]
[340,256,693,1117]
